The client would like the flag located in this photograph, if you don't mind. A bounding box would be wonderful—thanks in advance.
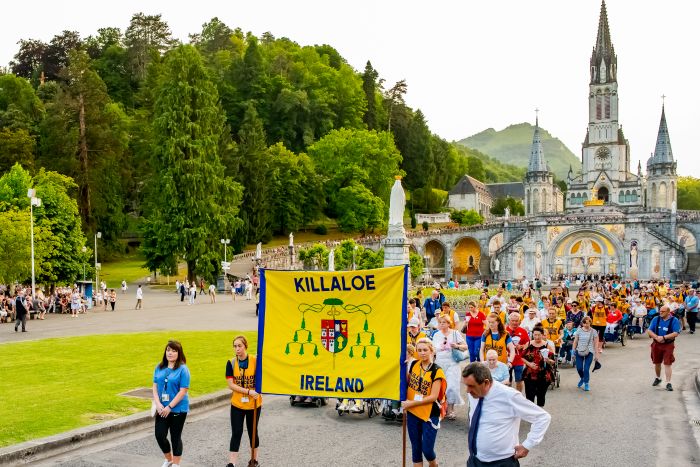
[255,265,408,400]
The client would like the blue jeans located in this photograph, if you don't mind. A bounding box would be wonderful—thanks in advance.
[559,343,573,361]
[406,411,439,463]
[466,336,482,362]
[575,351,594,384]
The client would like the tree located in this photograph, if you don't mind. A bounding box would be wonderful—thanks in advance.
[490,197,525,216]
[0,164,89,284]
[385,79,407,131]
[450,209,484,226]
[678,177,700,210]
[403,109,432,191]
[409,251,424,282]
[144,45,243,281]
[0,128,35,172]
[335,183,385,234]
[307,128,402,218]
[0,74,45,131]
[124,13,175,81]
[361,61,381,130]
[466,156,486,181]
[297,243,329,270]
[234,104,272,244]
[268,143,324,235]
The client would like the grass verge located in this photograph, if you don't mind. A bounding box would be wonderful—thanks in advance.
[99,254,150,286]
[0,330,255,448]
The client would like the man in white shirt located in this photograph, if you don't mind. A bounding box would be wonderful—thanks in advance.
[135,285,143,310]
[208,283,217,303]
[521,309,541,335]
[463,363,550,466]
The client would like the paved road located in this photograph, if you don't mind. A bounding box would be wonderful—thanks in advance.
[15,286,700,467]
[0,286,259,344]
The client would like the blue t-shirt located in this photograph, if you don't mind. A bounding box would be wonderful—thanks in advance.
[480,332,513,345]
[153,364,191,412]
[685,295,699,313]
[649,316,681,337]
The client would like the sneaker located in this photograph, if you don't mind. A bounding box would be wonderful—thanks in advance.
[337,403,347,411]
[161,461,172,467]
[350,403,363,413]
[653,377,662,387]
[226,463,235,467]
[584,383,590,391]
[691,331,695,334]
[577,379,584,388]
[666,383,673,391]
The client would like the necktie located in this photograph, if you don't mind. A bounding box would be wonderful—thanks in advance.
[468,397,484,457]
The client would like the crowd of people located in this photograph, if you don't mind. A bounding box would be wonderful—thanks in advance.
[399,276,697,465]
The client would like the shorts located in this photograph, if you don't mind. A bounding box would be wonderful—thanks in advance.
[650,341,675,365]
[592,325,606,340]
[510,365,525,383]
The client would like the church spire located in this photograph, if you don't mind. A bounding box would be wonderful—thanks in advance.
[528,112,547,173]
[590,0,617,84]
[652,103,673,164]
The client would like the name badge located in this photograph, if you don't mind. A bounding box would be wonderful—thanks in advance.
[241,396,249,403]
[161,393,170,402]
[413,394,423,402]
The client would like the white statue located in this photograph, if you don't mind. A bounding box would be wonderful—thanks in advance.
[328,249,335,272]
[630,242,638,268]
[504,207,510,219]
[388,176,406,227]
[255,242,262,260]
[672,201,677,214]
[493,257,500,272]
[289,232,294,247]
[669,255,676,270]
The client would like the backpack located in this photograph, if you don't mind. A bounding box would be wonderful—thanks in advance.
[409,360,447,420]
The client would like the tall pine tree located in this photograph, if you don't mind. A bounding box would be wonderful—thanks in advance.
[144,45,243,281]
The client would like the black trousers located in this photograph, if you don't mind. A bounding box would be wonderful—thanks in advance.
[154,412,187,456]
[230,405,260,452]
[524,378,549,407]
[688,312,698,332]
[15,314,27,331]
[468,454,520,466]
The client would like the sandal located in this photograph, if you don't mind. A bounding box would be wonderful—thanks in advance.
[447,412,457,420]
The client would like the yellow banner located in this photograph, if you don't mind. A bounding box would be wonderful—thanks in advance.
[255,265,408,400]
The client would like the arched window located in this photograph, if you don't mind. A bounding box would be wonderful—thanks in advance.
[659,182,667,208]
[604,93,611,119]
[618,192,624,203]
[596,95,602,120]
[651,183,657,208]
[631,190,637,202]
[533,189,540,215]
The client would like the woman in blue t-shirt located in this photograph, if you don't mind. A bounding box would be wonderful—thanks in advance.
[152,340,190,467]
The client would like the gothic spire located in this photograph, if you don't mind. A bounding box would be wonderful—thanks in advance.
[652,104,674,164]
[528,114,547,173]
[590,0,617,84]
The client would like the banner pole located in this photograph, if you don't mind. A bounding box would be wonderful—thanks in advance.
[251,402,258,463]
[402,410,407,467]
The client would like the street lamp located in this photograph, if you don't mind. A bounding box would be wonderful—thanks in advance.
[220,238,230,263]
[27,189,41,302]
[81,246,87,280]
[95,231,101,289]
[352,245,358,271]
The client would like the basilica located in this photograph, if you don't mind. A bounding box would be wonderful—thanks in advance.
[407,1,700,282]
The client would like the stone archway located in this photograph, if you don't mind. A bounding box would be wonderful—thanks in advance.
[424,240,446,280]
[452,237,481,281]
[549,228,624,278]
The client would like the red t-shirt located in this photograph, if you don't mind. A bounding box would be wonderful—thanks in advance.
[606,309,622,324]
[507,325,530,367]
[464,311,487,337]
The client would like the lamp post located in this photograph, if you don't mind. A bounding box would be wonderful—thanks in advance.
[27,189,41,302]
[95,231,101,290]
[352,245,358,271]
[81,246,87,280]
[220,238,230,263]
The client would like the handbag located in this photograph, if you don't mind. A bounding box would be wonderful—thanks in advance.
[451,331,468,362]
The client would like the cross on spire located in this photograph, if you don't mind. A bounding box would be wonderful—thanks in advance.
[661,94,666,106]
[535,108,539,126]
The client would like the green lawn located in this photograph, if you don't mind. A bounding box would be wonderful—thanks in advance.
[0,330,255,448]
[99,255,150,286]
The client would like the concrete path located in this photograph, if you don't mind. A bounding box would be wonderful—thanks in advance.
[0,286,259,344]
[18,293,700,466]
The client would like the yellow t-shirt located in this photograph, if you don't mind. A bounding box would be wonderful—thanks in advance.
[407,361,445,422]
[483,332,509,364]
[591,306,607,327]
[228,356,262,410]
[556,306,567,321]
[541,318,563,344]
[407,331,427,359]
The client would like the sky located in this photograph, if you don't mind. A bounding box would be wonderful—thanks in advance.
[1,1,697,174]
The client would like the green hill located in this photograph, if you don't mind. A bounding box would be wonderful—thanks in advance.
[458,123,581,179]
